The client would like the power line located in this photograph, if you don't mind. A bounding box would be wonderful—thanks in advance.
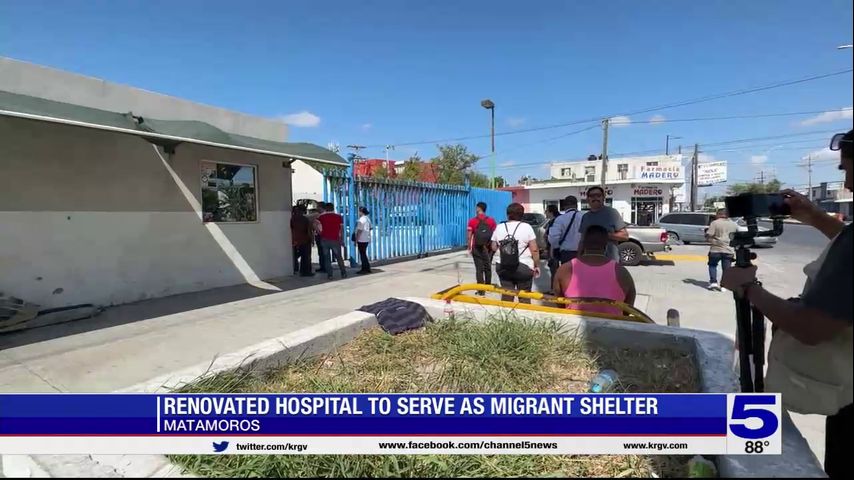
[364,68,853,148]
[627,108,852,124]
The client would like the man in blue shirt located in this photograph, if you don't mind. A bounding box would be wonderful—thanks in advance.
[547,195,585,264]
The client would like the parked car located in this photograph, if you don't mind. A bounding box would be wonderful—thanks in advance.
[658,212,776,247]
[521,213,550,259]
[619,225,671,266]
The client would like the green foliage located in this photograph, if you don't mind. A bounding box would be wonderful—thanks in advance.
[431,144,480,185]
[726,179,782,195]
[399,154,423,182]
[372,165,390,179]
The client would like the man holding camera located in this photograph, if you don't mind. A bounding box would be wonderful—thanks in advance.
[722,130,853,479]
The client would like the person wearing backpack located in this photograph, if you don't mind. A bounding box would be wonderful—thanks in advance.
[467,202,498,295]
[547,195,585,265]
[490,203,540,303]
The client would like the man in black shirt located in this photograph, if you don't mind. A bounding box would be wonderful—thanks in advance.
[722,130,853,479]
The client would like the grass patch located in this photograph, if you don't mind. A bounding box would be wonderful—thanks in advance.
[171,313,698,478]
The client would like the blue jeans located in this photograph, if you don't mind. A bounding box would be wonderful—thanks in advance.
[708,252,733,284]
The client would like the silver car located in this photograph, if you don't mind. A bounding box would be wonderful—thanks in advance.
[658,212,776,247]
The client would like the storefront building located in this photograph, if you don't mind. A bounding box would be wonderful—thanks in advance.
[512,155,685,226]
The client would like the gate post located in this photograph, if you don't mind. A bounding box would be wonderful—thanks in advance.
[347,154,358,267]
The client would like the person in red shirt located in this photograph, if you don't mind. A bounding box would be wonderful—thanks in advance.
[317,202,348,280]
[467,202,498,295]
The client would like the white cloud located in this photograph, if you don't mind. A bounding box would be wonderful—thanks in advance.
[610,115,632,127]
[649,114,666,125]
[361,123,373,131]
[278,111,321,128]
[804,147,838,162]
[500,160,516,167]
[506,117,527,127]
[750,155,768,165]
[800,106,853,126]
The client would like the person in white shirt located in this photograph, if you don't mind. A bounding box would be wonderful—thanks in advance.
[355,207,373,275]
[490,203,540,303]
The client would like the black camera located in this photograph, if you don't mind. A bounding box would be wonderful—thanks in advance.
[725,193,791,219]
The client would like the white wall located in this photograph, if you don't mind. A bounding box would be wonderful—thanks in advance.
[0,116,292,308]
[291,160,324,201]
[520,183,675,223]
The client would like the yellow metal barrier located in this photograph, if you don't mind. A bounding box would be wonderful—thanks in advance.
[431,283,655,324]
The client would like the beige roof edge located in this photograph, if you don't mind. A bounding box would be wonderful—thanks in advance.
[0,108,346,167]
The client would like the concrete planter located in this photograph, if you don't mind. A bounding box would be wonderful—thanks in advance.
[4,300,825,478]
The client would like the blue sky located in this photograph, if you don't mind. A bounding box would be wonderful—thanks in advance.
[2,0,852,194]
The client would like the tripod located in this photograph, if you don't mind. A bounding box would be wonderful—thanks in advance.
[731,218,784,392]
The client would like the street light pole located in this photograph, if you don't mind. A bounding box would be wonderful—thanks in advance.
[665,135,682,155]
[481,99,496,188]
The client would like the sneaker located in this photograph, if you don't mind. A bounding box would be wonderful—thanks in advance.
[708,283,721,291]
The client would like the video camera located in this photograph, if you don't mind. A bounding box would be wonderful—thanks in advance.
[724,193,789,246]
[722,193,790,393]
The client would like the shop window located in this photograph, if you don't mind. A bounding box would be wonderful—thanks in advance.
[617,163,628,180]
[543,200,560,211]
[560,167,573,178]
[646,161,659,166]
[201,161,258,223]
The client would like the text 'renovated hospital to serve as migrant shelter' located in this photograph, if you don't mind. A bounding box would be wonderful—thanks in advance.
[503,155,686,226]
[0,57,347,309]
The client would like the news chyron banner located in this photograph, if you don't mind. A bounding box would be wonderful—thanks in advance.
[0,393,780,455]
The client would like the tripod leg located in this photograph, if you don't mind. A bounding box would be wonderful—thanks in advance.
[751,306,766,392]
[735,296,755,392]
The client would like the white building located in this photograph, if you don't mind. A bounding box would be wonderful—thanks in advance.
[506,155,685,226]
[0,58,345,309]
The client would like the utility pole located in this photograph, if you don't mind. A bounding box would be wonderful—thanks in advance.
[600,118,610,187]
[690,144,699,211]
[799,155,813,201]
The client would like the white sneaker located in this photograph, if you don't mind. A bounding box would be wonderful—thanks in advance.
[708,283,721,291]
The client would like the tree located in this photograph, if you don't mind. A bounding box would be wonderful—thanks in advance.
[399,154,422,182]
[372,164,390,179]
[430,144,480,185]
[468,172,491,188]
[518,175,538,185]
[492,176,506,188]
[726,179,782,195]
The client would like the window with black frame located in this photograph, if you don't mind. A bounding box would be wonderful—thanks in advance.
[200,161,258,223]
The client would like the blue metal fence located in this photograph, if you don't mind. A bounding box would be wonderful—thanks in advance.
[322,155,511,266]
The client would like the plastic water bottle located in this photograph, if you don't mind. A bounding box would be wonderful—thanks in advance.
[588,369,618,393]
[687,455,717,478]
[443,299,454,320]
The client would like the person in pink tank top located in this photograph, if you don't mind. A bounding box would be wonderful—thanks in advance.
[552,225,636,316]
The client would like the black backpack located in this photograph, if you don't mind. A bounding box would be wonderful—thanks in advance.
[498,222,527,271]
[473,217,492,247]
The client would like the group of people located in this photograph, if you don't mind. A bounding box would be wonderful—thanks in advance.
[465,130,853,479]
[290,202,373,280]
[467,185,635,316]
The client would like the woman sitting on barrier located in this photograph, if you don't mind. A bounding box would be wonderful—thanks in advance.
[552,225,636,316]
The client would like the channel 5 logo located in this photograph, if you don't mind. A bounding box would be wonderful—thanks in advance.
[728,394,780,440]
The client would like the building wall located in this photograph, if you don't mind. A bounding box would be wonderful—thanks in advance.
[291,160,325,201]
[522,183,674,223]
[0,116,293,308]
[0,57,288,142]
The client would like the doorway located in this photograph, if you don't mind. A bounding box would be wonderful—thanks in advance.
[631,197,663,226]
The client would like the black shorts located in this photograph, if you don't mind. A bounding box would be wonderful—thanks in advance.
[497,263,534,292]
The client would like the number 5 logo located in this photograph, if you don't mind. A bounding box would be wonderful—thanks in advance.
[729,395,779,439]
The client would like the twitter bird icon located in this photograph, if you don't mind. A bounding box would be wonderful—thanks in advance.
[212,441,229,453]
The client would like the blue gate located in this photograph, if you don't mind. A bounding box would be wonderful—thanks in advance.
[323,155,511,266]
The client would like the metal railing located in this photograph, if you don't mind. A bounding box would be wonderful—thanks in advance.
[323,155,511,266]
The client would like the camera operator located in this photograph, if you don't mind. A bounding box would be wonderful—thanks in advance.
[721,130,853,479]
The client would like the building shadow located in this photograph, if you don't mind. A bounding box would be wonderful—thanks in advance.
[0,266,361,352]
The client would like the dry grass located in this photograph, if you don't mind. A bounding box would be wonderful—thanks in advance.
[172,313,698,478]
